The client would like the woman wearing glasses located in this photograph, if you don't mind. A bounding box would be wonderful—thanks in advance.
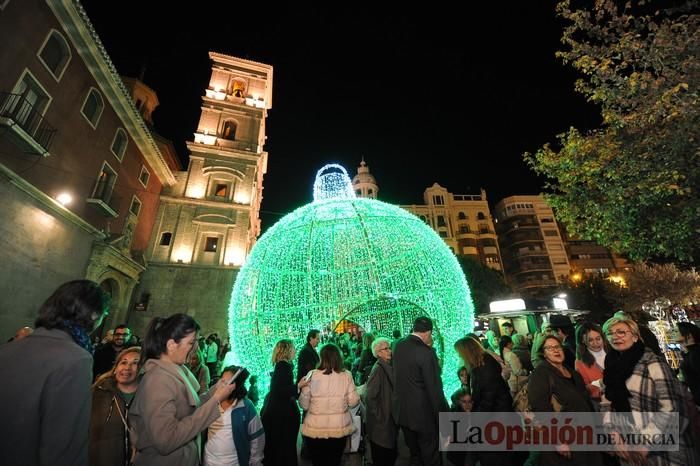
[528,335,603,466]
[602,315,697,465]
[365,337,398,466]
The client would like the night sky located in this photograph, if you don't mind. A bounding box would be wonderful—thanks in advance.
[81,1,601,229]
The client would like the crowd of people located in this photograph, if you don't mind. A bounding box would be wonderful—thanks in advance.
[1,279,700,466]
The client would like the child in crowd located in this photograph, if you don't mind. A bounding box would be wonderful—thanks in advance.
[204,366,265,466]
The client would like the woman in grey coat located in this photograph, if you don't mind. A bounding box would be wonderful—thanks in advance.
[129,314,235,466]
[365,337,398,466]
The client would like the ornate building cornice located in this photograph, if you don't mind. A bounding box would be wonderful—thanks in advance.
[47,0,176,186]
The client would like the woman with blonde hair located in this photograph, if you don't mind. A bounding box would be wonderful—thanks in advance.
[454,336,516,466]
[90,346,142,466]
[187,347,210,395]
[602,315,696,465]
[261,339,302,466]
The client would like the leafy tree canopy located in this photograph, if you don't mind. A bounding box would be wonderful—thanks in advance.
[525,0,699,263]
[457,256,512,316]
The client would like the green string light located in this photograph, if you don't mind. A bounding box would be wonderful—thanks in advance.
[228,164,474,397]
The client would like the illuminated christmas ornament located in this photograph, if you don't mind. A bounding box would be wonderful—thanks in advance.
[228,164,474,395]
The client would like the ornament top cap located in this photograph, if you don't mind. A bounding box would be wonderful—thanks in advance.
[313,164,357,201]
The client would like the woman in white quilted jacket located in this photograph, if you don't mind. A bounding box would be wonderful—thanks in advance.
[299,343,360,466]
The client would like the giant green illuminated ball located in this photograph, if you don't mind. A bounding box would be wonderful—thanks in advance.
[228,164,474,395]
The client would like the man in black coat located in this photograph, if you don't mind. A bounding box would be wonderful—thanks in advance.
[392,316,449,465]
[296,329,320,383]
[92,324,132,380]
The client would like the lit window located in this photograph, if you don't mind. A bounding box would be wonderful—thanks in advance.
[215,184,228,197]
[91,163,117,202]
[205,237,218,252]
[222,120,237,140]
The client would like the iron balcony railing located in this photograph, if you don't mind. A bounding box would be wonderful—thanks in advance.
[0,92,57,152]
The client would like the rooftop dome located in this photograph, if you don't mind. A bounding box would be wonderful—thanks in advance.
[228,164,474,395]
[352,160,377,185]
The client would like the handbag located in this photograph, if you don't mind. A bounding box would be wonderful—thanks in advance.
[513,373,561,421]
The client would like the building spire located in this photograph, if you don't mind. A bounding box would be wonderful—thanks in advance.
[352,158,378,199]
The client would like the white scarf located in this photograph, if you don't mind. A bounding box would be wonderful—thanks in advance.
[590,348,606,369]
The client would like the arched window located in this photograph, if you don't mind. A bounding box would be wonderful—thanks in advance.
[81,88,104,128]
[38,30,71,81]
[222,120,237,141]
[230,79,247,98]
[110,128,127,161]
[477,212,486,220]
[458,212,467,220]
[159,232,172,246]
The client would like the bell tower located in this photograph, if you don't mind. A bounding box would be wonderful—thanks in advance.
[135,52,274,337]
[352,158,379,199]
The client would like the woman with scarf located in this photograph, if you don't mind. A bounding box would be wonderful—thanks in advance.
[90,346,142,466]
[575,322,608,407]
[0,280,110,466]
[602,315,697,465]
[129,314,236,466]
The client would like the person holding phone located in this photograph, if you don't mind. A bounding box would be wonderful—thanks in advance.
[204,366,264,466]
[129,314,236,466]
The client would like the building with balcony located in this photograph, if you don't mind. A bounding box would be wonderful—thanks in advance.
[402,184,503,271]
[0,0,177,339]
[494,195,569,295]
[561,230,633,282]
[128,53,273,337]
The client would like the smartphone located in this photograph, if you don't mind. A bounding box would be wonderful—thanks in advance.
[228,368,243,385]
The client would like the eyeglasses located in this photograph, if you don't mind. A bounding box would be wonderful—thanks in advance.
[114,332,131,337]
[543,345,563,352]
[605,330,631,338]
[377,347,390,352]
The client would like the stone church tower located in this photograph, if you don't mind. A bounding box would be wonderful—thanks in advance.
[130,52,273,338]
